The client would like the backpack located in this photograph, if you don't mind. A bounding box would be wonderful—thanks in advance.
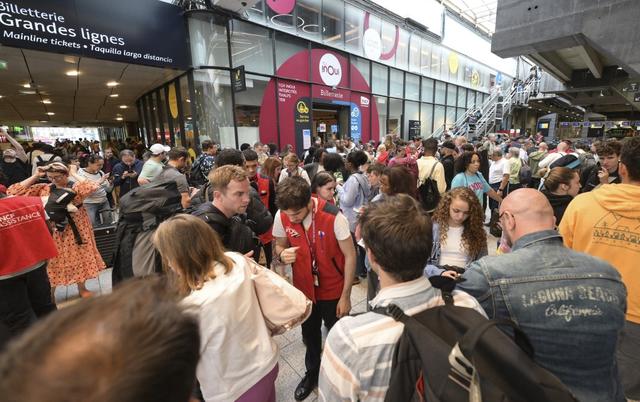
[549,154,581,170]
[118,179,184,231]
[192,205,259,255]
[417,163,441,211]
[189,154,208,187]
[374,295,579,402]
[518,159,532,185]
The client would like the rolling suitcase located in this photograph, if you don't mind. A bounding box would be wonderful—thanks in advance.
[94,207,118,268]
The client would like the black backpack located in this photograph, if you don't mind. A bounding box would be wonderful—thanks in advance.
[189,154,209,187]
[192,205,260,255]
[417,163,441,211]
[374,294,578,402]
[518,159,532,185]
[118,179,184,230]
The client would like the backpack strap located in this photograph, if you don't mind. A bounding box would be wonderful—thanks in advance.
[372,304,410,323]
[427,161,438,179]
[441,289,454,305]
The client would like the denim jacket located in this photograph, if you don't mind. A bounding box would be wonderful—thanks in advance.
[458,230,627,402]
[424,223,488,277]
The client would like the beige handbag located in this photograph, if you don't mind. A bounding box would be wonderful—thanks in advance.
[245,257,312,335]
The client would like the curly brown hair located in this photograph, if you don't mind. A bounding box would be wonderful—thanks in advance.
[432,187,487,260]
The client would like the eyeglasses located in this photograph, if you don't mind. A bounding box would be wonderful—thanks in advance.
[47,175,65,181]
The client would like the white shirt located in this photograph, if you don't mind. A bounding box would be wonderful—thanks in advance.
[519,148,529,163]
[488,157,511,184]
[439,226,468,267]
[183,252,279,402]
[278,166,311,185]
[272,198,351,241]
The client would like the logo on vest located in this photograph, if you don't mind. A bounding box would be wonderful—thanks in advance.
[286,227,301,238]
[319,53,342,87]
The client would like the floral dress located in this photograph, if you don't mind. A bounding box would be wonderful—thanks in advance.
[8,181,106,286]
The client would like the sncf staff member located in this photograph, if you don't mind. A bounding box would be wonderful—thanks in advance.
[451,151,503,206]
[273,177,356,401]
[0,193,58,342]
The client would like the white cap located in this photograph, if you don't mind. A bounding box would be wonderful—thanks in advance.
[150,143,170,155]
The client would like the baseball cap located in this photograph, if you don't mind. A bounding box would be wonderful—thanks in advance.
[150,143,170,155]
[3,149,16,158]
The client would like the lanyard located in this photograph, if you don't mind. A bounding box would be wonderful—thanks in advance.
[302,204,318,275]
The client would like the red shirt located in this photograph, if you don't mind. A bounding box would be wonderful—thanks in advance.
[0,196,58,278]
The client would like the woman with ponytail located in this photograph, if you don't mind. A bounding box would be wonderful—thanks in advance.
[541,166,581,225]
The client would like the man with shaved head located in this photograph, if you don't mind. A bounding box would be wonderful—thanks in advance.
[458,188,626,402]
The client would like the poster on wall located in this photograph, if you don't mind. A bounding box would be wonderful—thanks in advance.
[318,123,326,132]
[0,0,189,69]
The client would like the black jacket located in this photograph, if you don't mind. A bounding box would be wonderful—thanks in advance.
[192,203,259,255]
[581,165,620,193]
[191,184,273,236]
[542,190,573,225]
[440,155,455,190]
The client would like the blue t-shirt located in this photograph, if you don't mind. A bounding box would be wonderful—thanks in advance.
[451,172,491,204]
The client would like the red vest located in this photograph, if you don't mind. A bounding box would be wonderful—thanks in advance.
[280,198,346,302]
[254,174,274,244]
[0,196,58,277]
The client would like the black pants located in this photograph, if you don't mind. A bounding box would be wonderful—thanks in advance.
[351,233,367,278]
[0,264,56,341]
[489,182,508,211]
[262,241,273,269]
[302,299,339,380]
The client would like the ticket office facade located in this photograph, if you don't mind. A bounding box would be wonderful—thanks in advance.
[137,3,509,150]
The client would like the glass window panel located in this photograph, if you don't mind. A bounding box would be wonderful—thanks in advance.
[157,89,169,145]
[230,20,274,75]
[404,101,419,140]
[395,28,409,71]
[409,34,421,73]
[446,106,456,126]
[372,63,388,96]
[352,56,370,86]
[345,4,364,56]
[380,19,397,67]
[434,105,445,133]
[323,0,344,49]
[234,74,269,148]
[405,73,420,101]
[434,81,446,105]
[246,0,265,23]
[457,87,467,108]
[421,103,433,137]
[180,76,194,148]
[388,98,402,136]
[267,2,296,32]
[431,46,441,78]
[440,48,450,82]
[193,69,235,149]
[420,39,431,76]
[189,14,229,68]
[446,84,457,106]
[275,31,308,76]
[457,108,465,121]
[389,68,404,98]
[297,0,321,41]
[421,78,434,103]
[374,95,387,137]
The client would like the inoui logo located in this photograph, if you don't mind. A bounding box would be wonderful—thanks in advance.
[319,53,342,87]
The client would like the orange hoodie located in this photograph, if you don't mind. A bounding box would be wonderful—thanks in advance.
[559,184,640,323]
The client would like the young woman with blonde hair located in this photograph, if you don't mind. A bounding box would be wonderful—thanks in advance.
[154,214,280,402]
[425,187,488,278]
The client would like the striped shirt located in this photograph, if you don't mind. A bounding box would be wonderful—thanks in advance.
[318,276,486,401]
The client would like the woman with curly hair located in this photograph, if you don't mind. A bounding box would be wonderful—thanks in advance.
[425,186,488,278]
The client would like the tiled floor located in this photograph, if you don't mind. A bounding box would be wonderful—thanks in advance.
[54,232,499,401]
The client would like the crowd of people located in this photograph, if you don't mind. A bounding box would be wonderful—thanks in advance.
[0,126,639,402]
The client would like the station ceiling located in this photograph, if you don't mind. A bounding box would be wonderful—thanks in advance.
[0,46,184,126]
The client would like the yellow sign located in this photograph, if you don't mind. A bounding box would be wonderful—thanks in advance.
[168,84,179,119]
[448,52,459,75]
[471,69,480,87]
[297,101,309,114]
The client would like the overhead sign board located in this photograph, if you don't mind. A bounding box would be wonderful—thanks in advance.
[0,0,189,69]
